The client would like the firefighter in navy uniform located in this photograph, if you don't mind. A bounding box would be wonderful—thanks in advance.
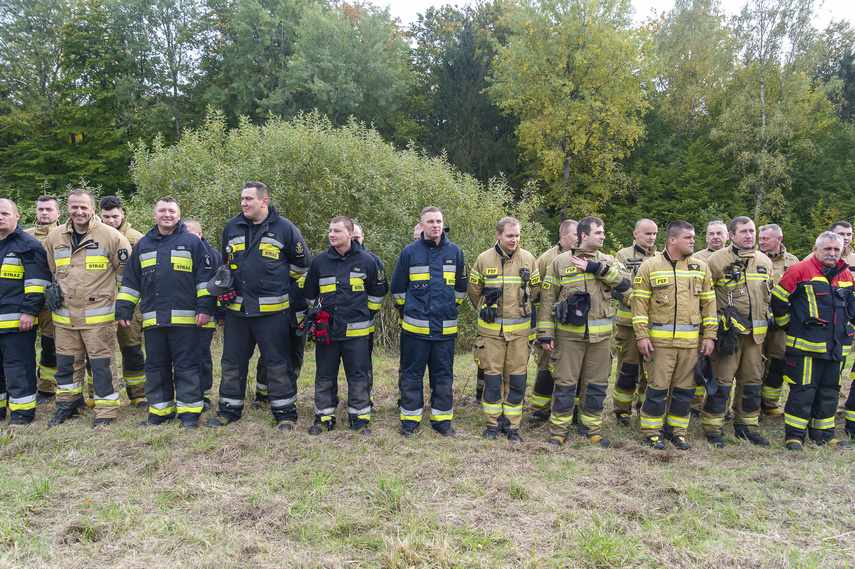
[536,216,631,447]
[0,199,51,425]
[184,219,225,409]
[771,231,854,449]
[207,182,310,431]
[611,218,658,425]
[757,223,799,416]
[25,195,62,404]
[116,198,215,428]
[701,216,774,448]
[468,217,540,442]
[302,216,386,435]
[391,206,467,437]
[528,219,577,425]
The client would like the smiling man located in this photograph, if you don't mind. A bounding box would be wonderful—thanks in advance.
[468,217,540,442]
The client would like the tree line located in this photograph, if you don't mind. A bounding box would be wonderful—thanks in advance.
[1,0,853,256]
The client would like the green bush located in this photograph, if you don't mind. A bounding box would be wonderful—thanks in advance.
[130,109,548,350]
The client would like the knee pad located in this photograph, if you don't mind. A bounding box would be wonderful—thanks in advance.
[89,357,114,396]
[483,374,502,404]
[401,376,423,393]
[741,384,762,413]
[533,370,554,393]
[615,363,640,390]
[121,345,145,371]
[641,387,668,416]
[507,374,527,405]
[582,382,608,412]
[669,387,695,417]
[552,383,576,414]
[703,385,731,414]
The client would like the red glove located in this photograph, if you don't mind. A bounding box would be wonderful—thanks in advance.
[217,289,237,307]
[311,310,331,345]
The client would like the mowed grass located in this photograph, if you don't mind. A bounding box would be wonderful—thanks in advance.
[1,339,855,568]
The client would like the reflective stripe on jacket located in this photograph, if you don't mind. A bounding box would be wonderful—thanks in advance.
[707,246,774,344]
[614,243,657,327]
[0,225,50,332]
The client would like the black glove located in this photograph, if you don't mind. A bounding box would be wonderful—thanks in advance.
[583,260,602,274]
[296,298,324,337]
[217,289,237,308]
[44,280,63,312]
[479,287,502,324]
[553,298,570,325]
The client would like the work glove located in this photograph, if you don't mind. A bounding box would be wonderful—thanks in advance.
[297,298,325,338]
[553,298,571,325]
[716,306,750,356]
[217,289,237,308]
[479,287,503,324]
[44,280,63,312]
[311,310,331,345]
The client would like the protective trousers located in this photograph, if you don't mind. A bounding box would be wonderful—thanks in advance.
[200,327,215,400]
[761,328,787,410]
[612,325,646,414]
[702,335,764,436]
[253,326,306,401]
[530,343,553,419]
[639,346,697,438]
[548,338,611,437]
[475,335,529,430]
[117,306,145,401]
[399,334,455,432]
[143,326,204,425]
[36,306,57,395]
[314,338,371,430]
[846,365,855,437]
[219,312,296,423]
[783,356,843,444]
[55,325,120,420]
[0,330,38,422]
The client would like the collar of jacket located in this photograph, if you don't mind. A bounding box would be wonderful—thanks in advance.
[326,239,363,260]
[62,213,103,235]
[236,205,280,228]
[764,244,788,260]
[634,243,656,257]
[146,220,187,241]
[731,244,759,258]
[494,242,515,259]
[809,254,848,276]
[36,220,61,229]
[571,246,598,258]
[419,232,448,248]
[0,224,25,243]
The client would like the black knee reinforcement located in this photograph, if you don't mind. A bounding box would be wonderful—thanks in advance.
[507,374,527,405]
[641,387,668,416]
[483,374,502,404]
[669,387,695,417]
[552,383,576,414]
[703,385,731,414]
[741,384,762,413]
[533,370,554,393]
[615,363,640,390]
[40,336,57,367]
[582,382,608,412]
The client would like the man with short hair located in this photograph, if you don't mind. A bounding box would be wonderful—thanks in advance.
[612,219,658,426]
[529,219,577,425]
[633,221,717,450]
[469,217,540,442]
[208,182,310,432]
[701,216,774,447]
[694,221,729,261]
[0,199,51,425]
[100,195,146,407]
[758,223,799,416]
[772,231,854,449]
[183,219,224,409]
[44,189,131,427]
[116,198,215,428]
[537,216,631,447]
[302,216,386,435]
[391,206,467,437]
[25,195,62,403]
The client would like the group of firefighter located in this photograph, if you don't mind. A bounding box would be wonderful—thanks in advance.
[1,183,854,450]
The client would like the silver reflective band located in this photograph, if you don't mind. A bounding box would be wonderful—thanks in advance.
[140,251,158,262]
[176,399,204,408]
[256,383,268,391]
[495,317,530,326]
[315,406,336,415]
[170,250,192,258]
[171,310,196,318]
[753,320,768,328]
[119,286,140,297]
[150,401,173,411]
[649,323,700,332]
[271,396,297,407]
[57,381,84,391]
[393,292,406,301]
[25,278,50,288]
[85,306,115,316]
[86,248,109,256]
[400,407,424,416]
[319,277,337,286]
[95,392,120,401]
[455,290,467,299]
[368,295,384,304]
[349,405,372,415]
[347,321,371,330]
[260,236,284,249]
[442,319,458,328]
[2,257,22,265]
[220,397,244,406]
[0,313,22,321]
[431,407,453,415]
[349,272,365,280]
[291,265,309,274]
[409,266,429,275]
[443,265,457,273]
[196,283,208,291]
[54,250,71,260]
[142,311,157,321]
[259,294,288,305]
[10,394,36,405]
[403,316,429,328]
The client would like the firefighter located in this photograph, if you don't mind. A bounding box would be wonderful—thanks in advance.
[302,216,386,435]
[529,219,577,426]
[468,217,540,442]
[44,189,131,428]
[391,206,467,437]
[757,223,799,416]
[0,199,51,426]
[116,198,215,428]
[771,231,854,449]
[701,216,774,448]
[100,196,147,407]
[612,218,658,425]
[536,216,631,447]
[633,221,717,450]
[25,195,62,404]
[184,219,225,409]
[691,221,729,415]
[207,182,310,431]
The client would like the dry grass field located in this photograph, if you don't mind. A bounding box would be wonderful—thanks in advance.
[1,341,854,568]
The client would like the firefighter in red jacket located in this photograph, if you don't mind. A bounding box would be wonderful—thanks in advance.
[771,231,854,450]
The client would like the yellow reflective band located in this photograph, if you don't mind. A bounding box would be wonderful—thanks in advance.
[640,416,664,429]
[196,288,211,298]
[176,405,203,414]
[402,321,429,334]
[85,256,109,270]
[345,328,370,337]
[259,243,279,259]
[443,325,457,335]
[785,414,808,428]
[0,264,24,279]
[616,308,632,319]
[52,313,71,324]
[171,257,192,272]
[702,416,724,426]
[24,285,45,294]
[117,292,140,303]
[633,290,652,298]
[54,257,70,267]
[230,243,245,252]
[319,284,336,293]
[632,316,649,323]
[95,398,121,406]
[0,320,21,329]
[531,394,550,406]
[141,257,156,268]
[805,285,819,319]
[430,413,453,421]
[143,317,157,327]
[482,402,502,414]
[503,405,523,416]
[85,314,114,324]
[259,302,288,312]
[9,400,37,411]
[150,405,177,416]
[810,416,835,429]
[171,316,196,325]
[786,336,826,353]
[400,413,423,423]
[700,291,715,300]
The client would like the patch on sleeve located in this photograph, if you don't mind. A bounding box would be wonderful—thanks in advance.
[118,249,129,262]
[634,276,642,284]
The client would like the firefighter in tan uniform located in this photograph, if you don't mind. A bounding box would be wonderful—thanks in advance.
[44,189,131,427]
[100,196,147,407]
[529,219,576,425]
[757,223,798,416]
[25,195,62,403]
[633,221,717,450]
[612,219,658,425]
[701,216,774,447]
[469,217,540,443]
[537,216,631,447]
[690,220,729,414]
